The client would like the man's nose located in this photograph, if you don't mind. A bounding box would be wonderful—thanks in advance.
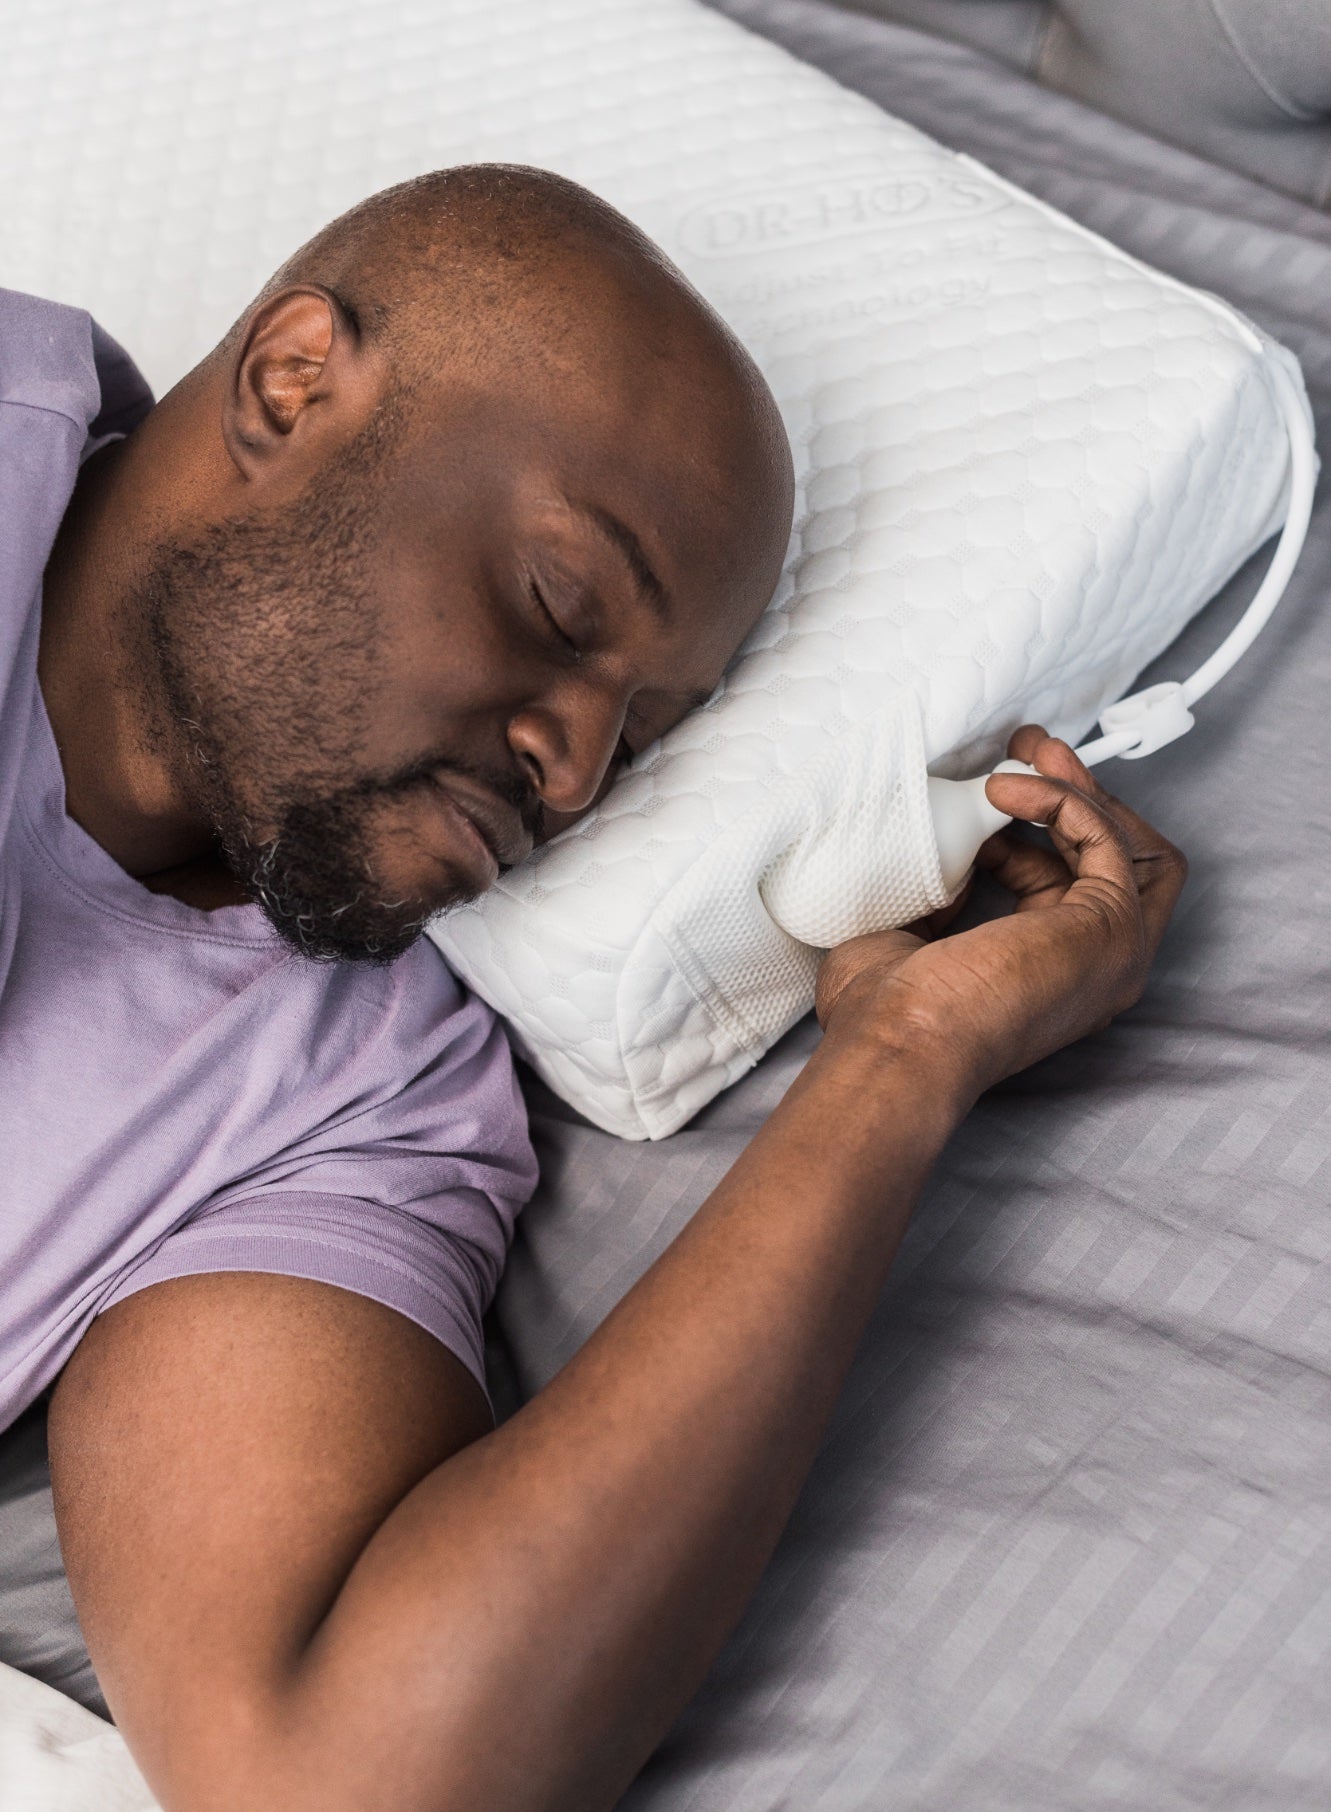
[506,683,627,817]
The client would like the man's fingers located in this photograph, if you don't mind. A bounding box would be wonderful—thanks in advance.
[1004,725,1096,793]
[991,727,1187,950]
[984,770,1139,922]
[987,733,1093,834]
[975,829,1075,906]
[1073,782,1188,947]
[1119,834,1188,956]
[1004,723,1047,768]
[818,729,1188,1081]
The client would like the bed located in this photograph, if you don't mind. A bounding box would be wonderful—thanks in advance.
[2,1,1329,1806]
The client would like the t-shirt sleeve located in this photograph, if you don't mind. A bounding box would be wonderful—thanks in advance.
[98,948,538,1395]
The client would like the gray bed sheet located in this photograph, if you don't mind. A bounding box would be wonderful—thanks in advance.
[497,5,1331,1807]
[2,3,1329,1806]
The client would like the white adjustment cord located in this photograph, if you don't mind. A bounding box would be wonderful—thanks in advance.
[1075,356,1317,769]
[929,355,1318,895]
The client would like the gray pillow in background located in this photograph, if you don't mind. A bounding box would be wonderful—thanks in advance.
[835,0,1331,207]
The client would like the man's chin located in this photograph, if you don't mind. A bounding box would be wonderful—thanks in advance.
[275,917,428,967]
[252,865,503,964]
[252,888,434,967]
[230,818,495,965]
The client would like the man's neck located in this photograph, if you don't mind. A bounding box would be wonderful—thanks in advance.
[37,436,248,904]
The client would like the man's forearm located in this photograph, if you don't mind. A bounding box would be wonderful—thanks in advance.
[264,1026,968,1812]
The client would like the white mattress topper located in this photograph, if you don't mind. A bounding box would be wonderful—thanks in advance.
[0,0,1311,1139]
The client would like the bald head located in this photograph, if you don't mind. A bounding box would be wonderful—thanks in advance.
[60,165,795,963]
[242,165,791,602]
[263,164,757,385]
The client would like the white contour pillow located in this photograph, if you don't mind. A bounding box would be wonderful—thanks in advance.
[0,0,1309,1138]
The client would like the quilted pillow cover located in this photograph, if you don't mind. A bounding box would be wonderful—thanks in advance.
[0,0,1308,1138]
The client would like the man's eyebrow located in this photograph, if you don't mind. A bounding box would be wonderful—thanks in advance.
[579,503,670,620]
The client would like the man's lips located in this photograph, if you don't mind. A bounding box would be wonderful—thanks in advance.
[430,774,534,876]
[425,785,500,891]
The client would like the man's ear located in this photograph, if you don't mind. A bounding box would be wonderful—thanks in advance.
[222,285,377,483]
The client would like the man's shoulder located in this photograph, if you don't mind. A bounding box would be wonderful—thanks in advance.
[262,936,531,1176]
[0,289,101,424]
[285,933,506,1084]
[0,288,151,435]
[332,934,468,1022]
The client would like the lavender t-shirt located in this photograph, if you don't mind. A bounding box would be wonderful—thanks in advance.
[0,289,538,1430]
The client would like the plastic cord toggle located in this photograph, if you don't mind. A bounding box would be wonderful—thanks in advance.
[1096,681,1196,760]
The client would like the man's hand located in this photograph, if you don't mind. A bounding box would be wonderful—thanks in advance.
[817,726,1187,1099]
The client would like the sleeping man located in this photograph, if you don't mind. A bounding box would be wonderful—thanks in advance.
[1,165,1185,1810]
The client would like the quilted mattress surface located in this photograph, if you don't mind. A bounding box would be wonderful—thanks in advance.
[0,0,1306,1139]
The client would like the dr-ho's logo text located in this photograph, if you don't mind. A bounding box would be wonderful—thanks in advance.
[677,170,1003,258]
